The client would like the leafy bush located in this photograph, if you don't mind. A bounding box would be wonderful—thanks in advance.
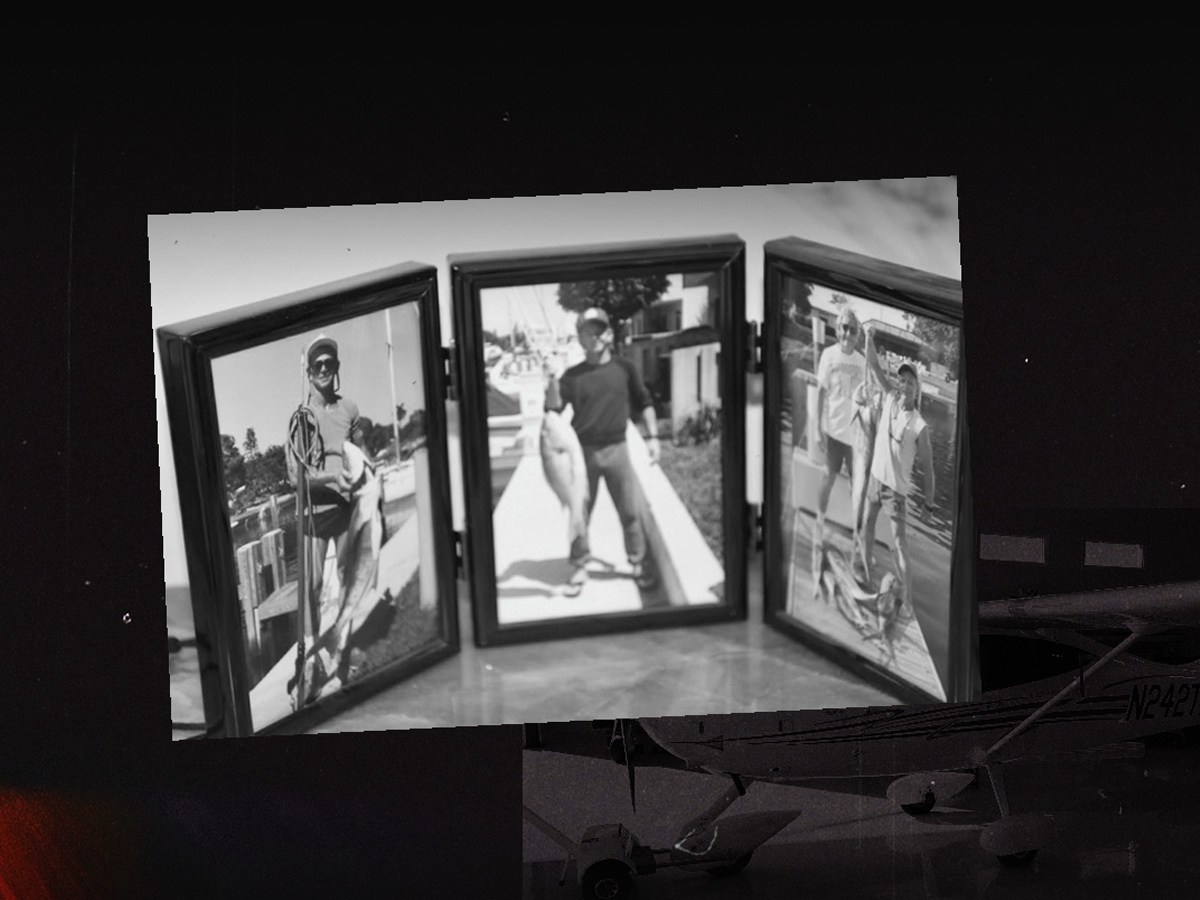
[674,404,722,446]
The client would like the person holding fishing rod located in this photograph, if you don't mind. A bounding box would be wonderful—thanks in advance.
[285,335,370,702]
[543,308,660,598]
[860,323,936,617]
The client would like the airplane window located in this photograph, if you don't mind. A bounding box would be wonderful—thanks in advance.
[1084,541,1144,568]
[979,534,1045,564]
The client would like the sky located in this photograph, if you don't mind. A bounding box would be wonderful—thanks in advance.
[808,284,916,334]
[479,274,690,339]
[210,302,426,451]
[479,282,576,339]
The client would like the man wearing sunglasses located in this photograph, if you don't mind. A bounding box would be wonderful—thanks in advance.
[814,307,867,543]
[860,323,935,617]
[289,335,365,596]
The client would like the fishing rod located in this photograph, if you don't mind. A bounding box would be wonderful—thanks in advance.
[286,345,324,710]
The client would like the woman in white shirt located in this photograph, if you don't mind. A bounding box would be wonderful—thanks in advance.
[860,323,936,616]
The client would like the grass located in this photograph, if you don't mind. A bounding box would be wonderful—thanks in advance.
[347,568,440,682]
[657,439,724,563]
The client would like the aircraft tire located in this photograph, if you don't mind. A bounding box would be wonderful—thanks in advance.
[705,851,753,877]
[997,849,1038,868]
[581,860,632,900]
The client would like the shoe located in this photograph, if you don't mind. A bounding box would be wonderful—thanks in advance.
[564,566,588,597]
[631,564,657,591]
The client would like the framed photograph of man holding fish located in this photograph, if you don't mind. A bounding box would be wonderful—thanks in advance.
[450,236,748,647]
[760,237,977,704]
[157,263,460,737]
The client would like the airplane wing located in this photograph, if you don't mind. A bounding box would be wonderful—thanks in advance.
[979,580,1200,633]
[524,721,692,774]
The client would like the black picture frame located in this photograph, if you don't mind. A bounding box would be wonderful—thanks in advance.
[450,236,748,647]
[761,237,977,703]
[158,263,459,737]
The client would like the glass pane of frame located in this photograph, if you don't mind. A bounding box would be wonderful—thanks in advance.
[158,265,459,737]
[763,238,973,704]
[451,238,747,646]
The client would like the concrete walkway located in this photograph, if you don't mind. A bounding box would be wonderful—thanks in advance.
[493,420,723,626]
[494,448,647,625]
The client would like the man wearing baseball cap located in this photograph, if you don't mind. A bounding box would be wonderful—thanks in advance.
[546,307,660,597]
[860,324,936,618]
[289,334,365,603]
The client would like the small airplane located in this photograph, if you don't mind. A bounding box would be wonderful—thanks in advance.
[524,579,1200,899]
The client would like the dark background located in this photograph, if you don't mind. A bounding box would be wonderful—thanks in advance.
[5,56,1200,896]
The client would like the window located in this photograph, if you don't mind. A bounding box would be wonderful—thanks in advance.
[1084,541,1144,568]
[979,534,1046,564]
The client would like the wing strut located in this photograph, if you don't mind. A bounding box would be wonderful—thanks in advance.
[984,628,1145,760]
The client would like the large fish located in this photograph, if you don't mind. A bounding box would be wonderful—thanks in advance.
[540,375,590,560]
[849,377,881,578]
[816,540,902,658]
[289,440,386,709]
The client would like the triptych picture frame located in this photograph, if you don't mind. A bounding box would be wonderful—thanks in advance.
[158,235,972,736]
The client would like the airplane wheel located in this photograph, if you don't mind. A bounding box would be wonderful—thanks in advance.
[581,861,632,900]
[901,791,936,816]
[997,849,1038,868]
[706,851,753,877]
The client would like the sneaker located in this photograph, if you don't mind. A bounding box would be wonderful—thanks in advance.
[631,564,658,591]
[564,566,589,597]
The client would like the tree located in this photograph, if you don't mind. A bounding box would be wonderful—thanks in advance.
[781,280,813,339]
[903,312,961,376]
[243,427,259,460]
[245,444,289,501]
[397,408,427,456]
[221,434,247,499]
[557,275,671,347]
[363,419,396,460]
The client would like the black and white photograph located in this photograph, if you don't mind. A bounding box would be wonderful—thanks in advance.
[480,276,725,625]
[158,265,458,737]
[452,236,747,648]
[761,237,971,705]
[779,283,962,700]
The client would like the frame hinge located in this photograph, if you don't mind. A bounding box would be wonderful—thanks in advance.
[442,345,459,402]
[746,321,763,375]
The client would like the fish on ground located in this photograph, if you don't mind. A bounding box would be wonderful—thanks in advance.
[817,540,902,662]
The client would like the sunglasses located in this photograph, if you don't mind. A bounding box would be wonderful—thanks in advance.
[837,323,858,334]
[310,358,339,373]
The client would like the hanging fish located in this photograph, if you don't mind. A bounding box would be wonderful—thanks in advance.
[289,440,385,708]
[540,374,590,563]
